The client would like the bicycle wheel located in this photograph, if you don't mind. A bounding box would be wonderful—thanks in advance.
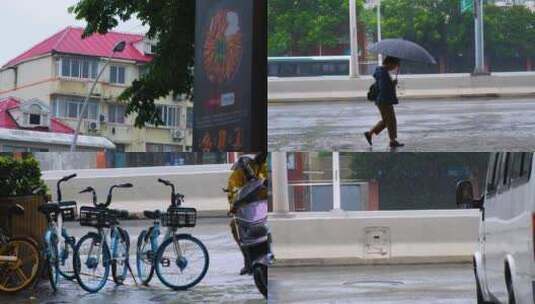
[46,233,60,292]
[155,234,209,290]
[57,235,76,280]
[136,230,154,285]
[73,233,110,293]
[0,237,41,293]
[111,227,130,285]
[253,264,268,298]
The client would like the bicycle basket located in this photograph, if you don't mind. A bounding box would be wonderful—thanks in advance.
[60,207,77,221]
[162,207,197,228]
[79,206,115,228]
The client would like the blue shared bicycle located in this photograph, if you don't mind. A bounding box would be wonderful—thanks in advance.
[37,173,78,292]
[73,183,133,293]
[136,178,209,290]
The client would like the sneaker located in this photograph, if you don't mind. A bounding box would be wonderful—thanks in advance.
[390,141,405,148]
[364,132,373,146]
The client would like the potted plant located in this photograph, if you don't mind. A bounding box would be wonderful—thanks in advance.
[0,154,49,244]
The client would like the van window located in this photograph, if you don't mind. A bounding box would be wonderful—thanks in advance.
[502,153,511,186]
[511,153,523,180]
[487,153,499,193]
[521,153,533,179]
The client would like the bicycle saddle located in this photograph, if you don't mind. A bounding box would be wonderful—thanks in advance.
[143,210,161,219]
[38,203,60,215]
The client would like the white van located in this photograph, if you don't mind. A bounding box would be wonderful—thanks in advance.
[457,152,535,304]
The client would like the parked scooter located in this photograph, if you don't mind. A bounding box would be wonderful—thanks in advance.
[226,176,273,298]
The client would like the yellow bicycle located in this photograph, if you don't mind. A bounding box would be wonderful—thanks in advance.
[0,204,41,293]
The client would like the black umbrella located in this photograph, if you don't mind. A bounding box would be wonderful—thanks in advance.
[368,39,437,64]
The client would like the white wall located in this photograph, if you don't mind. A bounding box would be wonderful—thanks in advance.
[270,209,481,266]
[268,72,535,102]
[42,164,232,215]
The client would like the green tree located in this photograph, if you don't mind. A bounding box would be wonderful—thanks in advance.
[268,0,364,56]
[365,0,473,73]
[69,0,195,127]
[484,5,535,71]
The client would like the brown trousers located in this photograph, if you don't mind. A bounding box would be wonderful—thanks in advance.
[370,104,397,141]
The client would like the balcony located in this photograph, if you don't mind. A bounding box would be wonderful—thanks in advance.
[52,78,127,101]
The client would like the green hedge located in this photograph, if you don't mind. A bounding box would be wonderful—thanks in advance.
[0,155,48,198]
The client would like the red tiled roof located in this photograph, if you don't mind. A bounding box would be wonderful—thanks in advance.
[0,97,74,134]
[3,26,153,68]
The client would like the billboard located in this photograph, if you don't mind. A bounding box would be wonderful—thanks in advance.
[193,0,267,152]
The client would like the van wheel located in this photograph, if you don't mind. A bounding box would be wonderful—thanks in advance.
[505,263,516,304]
[473,257,489,304]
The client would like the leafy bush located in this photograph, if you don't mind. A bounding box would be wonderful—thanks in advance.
[0,155,48,198]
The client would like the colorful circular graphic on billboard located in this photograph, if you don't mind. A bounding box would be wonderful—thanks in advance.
[203,9,243,84]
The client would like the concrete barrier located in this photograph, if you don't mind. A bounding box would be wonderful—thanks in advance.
[268,72,535,103]
[269,209,481,266]
[42,164,232,217]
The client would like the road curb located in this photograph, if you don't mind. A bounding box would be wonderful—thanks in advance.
[270,256,474,267]
[268,92,535,104]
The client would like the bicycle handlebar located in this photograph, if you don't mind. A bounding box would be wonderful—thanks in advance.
[57,173,77,202]
[105,183,134,206]
[116,183,133,188]
[158,178,171,186]
[79,186,97,206]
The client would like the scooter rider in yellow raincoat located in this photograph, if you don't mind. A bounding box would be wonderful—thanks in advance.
[226,152,268,275]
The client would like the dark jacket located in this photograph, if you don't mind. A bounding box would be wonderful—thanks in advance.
[373,66,399,105]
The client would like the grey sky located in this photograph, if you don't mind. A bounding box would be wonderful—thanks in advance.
[0,0,147,66]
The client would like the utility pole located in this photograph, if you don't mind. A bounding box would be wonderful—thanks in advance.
[377,0,383,66]
[349,0,360,77]
[473,0,487,75]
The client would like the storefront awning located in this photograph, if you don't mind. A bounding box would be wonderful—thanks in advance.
[0,128,115,150]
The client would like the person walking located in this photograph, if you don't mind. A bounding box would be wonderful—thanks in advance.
[364,56,404,149]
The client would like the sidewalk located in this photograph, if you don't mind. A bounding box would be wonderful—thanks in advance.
[0,218,265,304]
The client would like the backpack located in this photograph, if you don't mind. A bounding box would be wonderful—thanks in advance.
[367,82,378,102]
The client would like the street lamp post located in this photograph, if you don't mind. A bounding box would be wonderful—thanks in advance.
[377,0,383,66]
[349,0,360,77]
[70,41,126,152]
[473,0,487,75]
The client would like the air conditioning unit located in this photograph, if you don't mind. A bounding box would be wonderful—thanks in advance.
[171,129,185,142]
[84,120,101,134]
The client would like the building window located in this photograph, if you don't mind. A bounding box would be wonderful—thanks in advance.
[110,66,126,84]
[146,143,181,153]
[186,108,193,128]
[155,105,180,127]
[60,57,98,79]
[29,114,41,125]
[108,104,126,124]
[51,96,99,120]
[3,146,48,152]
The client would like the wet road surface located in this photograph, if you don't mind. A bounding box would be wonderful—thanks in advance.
[268,98,535,151]
[0,218,265,304]
[268,263,475,304]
